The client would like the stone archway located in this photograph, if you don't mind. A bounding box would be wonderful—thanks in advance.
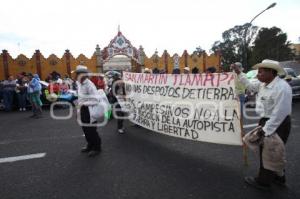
[100,31,143,73]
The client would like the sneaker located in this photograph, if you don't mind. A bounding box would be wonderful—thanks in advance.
[88,150,101,157]
[118,129,125,134]
[244,176,270,190]
[81,147,91,153]
[19,108,22,111]
[23,108,26,111]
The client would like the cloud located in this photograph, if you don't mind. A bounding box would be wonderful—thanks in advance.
[0,0,299,58]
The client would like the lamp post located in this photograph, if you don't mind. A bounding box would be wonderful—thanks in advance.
[243,2,276,69]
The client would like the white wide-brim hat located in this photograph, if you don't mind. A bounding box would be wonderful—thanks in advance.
[252,59,285,76]
[144,68,151,73]
[184,67,190,71]
[71,65,89,74]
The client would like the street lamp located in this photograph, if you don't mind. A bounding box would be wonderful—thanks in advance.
[243,2,276,69]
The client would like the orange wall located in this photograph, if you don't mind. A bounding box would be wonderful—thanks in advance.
[143,51,220,73]
[8,54,36,78]
[206,53,221,72]
[0,51,98,80]
[42,54,67,79]
[0,50,221,80]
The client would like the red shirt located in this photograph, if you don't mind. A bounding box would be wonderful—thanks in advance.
[90,76,105,89]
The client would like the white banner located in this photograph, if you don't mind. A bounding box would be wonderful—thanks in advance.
[121,72,242,146]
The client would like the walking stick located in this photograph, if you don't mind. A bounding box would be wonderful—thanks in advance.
[240,98,248,166]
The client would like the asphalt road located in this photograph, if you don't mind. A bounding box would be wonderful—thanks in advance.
[0,101,300,199]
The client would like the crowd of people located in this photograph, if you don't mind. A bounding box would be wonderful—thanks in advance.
[0,73,43,118]
[0,70,108,112]
[0,61,293,191]
[0,66,218,113]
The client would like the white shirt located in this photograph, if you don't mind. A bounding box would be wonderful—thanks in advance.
[235,72,247,95]
[238,75,292,136]
[77,78,99,106]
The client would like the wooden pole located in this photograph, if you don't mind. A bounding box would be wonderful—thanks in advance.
[240,97,248,166]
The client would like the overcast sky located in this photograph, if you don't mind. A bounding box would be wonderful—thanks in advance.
[0,0,299,58]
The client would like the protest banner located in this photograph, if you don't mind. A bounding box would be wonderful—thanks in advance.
[121,72,242,146]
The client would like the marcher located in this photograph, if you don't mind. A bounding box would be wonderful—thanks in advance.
[73,65,102,157]
[45,74,53,83]
[110,73,126,134]
[206,66,216,73]
[143,68,151,74]
[27,74,43,118]
[91,75,106,90]
[63,74,73,88]
[183,67,190,74]
[159,69,166,74]
[59,81,69,94]
[234,59,292,189]
[2,75,16,111]
[16,74,28,111]
[231,62,247,115]
[172,68,180,74]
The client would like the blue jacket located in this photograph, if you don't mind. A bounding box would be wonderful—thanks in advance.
[28,74,41,93]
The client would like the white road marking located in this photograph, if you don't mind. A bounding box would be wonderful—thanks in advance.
[243,123,257,129]
[0,153,46,164]
[0,135,82,145]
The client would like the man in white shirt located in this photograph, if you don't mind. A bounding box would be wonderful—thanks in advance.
[73,65,102,157]
[231,62,247,116]
[234,59,292,189]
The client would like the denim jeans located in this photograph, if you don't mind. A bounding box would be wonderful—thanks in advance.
[17,92,27,109]
[3,90,14,111]
[0,90,3,101]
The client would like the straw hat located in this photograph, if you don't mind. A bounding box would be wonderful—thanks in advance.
[252,59,285,76]
[144,68,151,73]
[71,65,89,74]
[184,67,190,71]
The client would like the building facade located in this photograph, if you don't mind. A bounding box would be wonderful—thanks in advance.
[0,31,221,80]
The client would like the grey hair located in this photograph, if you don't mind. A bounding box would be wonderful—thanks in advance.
[234,62,244,71]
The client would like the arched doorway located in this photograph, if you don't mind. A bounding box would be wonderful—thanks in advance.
[192,67,199,74]
[152,68,160,74]
[103,55,132,73]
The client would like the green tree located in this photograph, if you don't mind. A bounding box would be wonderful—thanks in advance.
[211,23,258,71]
[193,46,204,56]
[250,27,294,65]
